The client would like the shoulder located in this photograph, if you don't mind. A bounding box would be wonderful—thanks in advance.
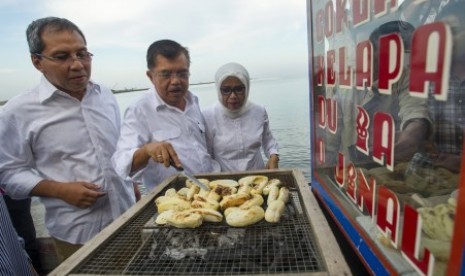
[202,104,218,117]
[1,88,38,118]
[246,102,267,116]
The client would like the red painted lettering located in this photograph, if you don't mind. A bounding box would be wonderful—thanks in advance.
[353,0,370,27]
[355,106,370,156]
[377,186,400,248]
[409,22,452,101]
[326,98,338,134]
[401,204,435,275]
[378,33,403,95]
[335,152,345,188]
[356,40,373,90]
[338,46,352,87]
[372,112,394,171]
[317,95,326,128]
[357,169,376,221]
[327,49,337,86]
[345,163,357,203]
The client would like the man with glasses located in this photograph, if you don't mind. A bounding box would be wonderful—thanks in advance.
[202,62,279,172]
[112,39,219,191]
[0,17,136,262]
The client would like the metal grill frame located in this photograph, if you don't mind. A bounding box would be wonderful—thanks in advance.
[50,169,349,275]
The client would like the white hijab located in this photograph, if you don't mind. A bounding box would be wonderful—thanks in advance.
[214,62,251,118]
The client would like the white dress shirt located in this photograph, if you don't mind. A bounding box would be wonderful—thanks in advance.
[203,102,279,172]
[112,88,218,191]
[0,76,135,244]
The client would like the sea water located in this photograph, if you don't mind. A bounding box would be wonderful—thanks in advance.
[115,77,312,181]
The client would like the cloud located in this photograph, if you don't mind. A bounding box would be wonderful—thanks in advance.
[0,0,308,97]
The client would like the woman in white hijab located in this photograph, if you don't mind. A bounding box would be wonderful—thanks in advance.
[203,62,279,172]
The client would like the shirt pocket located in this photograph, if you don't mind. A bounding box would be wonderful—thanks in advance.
[151,127,182,142]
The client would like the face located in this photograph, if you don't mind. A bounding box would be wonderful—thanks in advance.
[146,54,189,109]
[220,77,246,111]
[32,29,91,96]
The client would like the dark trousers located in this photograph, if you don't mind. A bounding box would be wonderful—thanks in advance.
[4,195,43,274]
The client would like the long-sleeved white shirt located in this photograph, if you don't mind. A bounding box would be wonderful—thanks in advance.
[203,102,279,172]
[0,76,135,244]
[112,88,218,191]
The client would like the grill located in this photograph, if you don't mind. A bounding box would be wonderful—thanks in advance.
[50,169,349,275]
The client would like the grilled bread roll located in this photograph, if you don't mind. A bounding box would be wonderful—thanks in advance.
[238,185,253,194]
[189,208,223,222]
[277,187,290,203]
[213,185,237,197]
[225,205,265,227]
[240,194,264,209]
[165,210,203,228]
[265,200,286,223]
[263,178,281,195]
[267,185,280,205]
[191,194,220,210]
[220,192,252,210]
[155,209,175,225]
[238,175,269,195]
[208,185,238,202]
[155,196,191,212]
[186,185,200,201]
[164,188,178,197]
[209,179,239,189]
[207,190,221,202]
[176,187,190,199]
[185,178,210,188]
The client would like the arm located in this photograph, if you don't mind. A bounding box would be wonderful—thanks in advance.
[395,71,432,162]
[261,109,279,169]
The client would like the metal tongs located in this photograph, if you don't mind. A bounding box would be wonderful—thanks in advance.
[170,161,210,191]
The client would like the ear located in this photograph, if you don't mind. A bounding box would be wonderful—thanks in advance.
[146,70,155,84]
[31,55,44,72]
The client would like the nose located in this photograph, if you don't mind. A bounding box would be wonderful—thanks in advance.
[69,58,85,69]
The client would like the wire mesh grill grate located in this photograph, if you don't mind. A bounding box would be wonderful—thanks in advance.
[72,173,326,275]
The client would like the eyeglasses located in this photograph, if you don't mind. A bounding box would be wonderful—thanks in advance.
[155,71,190,80]
[33,50,93,65]
[220,85,246,95]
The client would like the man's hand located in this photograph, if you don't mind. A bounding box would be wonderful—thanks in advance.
[131,141,182,173]
[31,180,106,208]
[266,154,279,169]
[434,153,461,173]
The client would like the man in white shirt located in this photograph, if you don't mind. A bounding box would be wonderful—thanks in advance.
[112,39,218,191]
[0,17,136,262]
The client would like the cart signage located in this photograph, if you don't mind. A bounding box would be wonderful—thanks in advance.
[309,0,463,275]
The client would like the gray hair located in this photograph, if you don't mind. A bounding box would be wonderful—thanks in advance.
[26,17,86,54]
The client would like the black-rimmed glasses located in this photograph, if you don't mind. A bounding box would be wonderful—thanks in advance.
[220,85,245,95]
[33,50,93,65]
[155,71,190,80]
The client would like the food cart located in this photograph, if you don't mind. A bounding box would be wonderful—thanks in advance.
[307,0,465,275]
[49,169,350,275]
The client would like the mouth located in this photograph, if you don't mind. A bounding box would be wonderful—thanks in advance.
[169,87,185,94]
[70,75,87,82]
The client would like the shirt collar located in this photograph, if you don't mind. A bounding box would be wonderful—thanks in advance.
[151,87,197,111]
[38,76,101,103]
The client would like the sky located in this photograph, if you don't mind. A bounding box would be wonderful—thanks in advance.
[0,0,309,101]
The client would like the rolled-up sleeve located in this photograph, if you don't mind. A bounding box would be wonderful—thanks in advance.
[112,105,148,183]
[262,109,279,157]
[0,116,43,198]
